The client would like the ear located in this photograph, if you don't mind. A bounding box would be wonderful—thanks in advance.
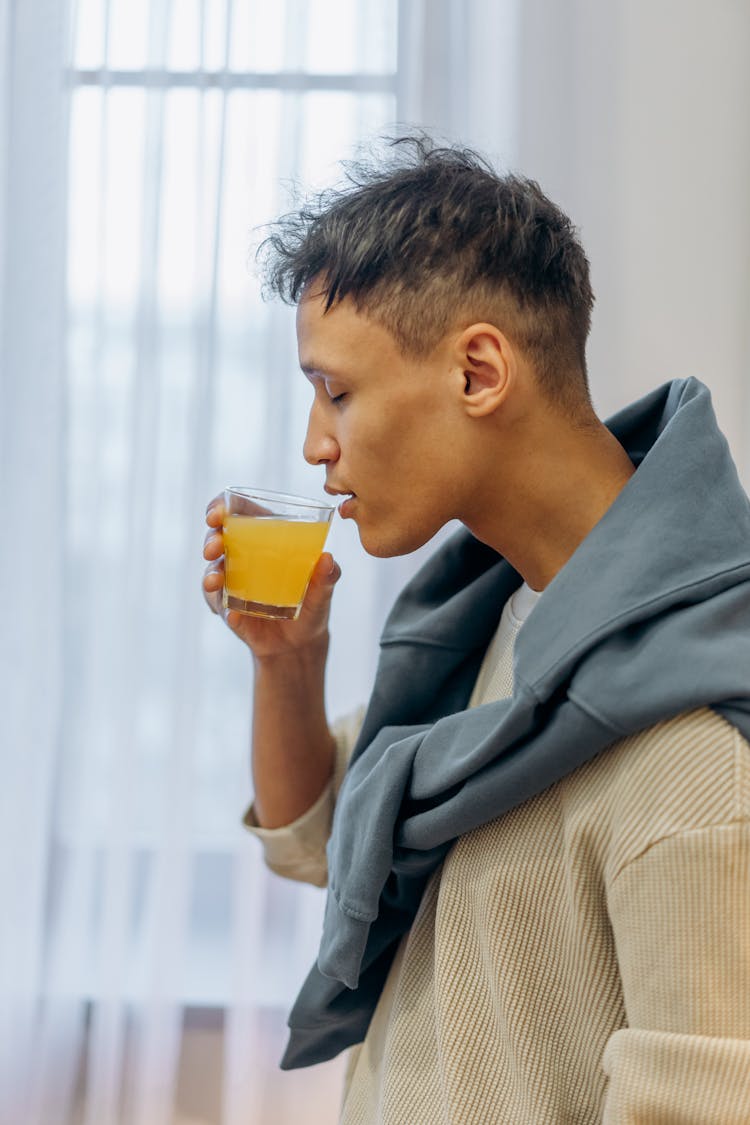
[457,323,512,417]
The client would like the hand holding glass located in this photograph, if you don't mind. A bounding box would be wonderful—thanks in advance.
[222,488,335,620]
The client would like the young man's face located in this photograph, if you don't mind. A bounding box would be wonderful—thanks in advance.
[297,288,466,557]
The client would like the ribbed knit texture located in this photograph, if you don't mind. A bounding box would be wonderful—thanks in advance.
[245,587,750,1123]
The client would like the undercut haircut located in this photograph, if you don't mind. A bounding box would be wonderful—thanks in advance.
[258,135,596,420]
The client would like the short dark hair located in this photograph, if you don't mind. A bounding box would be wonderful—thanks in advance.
[258,135,595,418]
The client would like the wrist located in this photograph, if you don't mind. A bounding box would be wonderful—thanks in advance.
[252,633,330,673]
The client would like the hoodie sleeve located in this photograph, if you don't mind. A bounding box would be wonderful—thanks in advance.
[241,705,365,888]
[602,818,750,1122]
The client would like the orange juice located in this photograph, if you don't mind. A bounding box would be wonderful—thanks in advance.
[223,515,330,618]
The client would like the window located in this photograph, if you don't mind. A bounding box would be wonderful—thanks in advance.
[57,0,398,1011]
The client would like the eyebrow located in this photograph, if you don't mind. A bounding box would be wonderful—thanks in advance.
[300,361,345,380]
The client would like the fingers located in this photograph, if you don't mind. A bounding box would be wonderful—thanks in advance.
[202,556,224,615]
[204,496,225,571]
[203,496,226,616]
[203,526,223,560]
[203,560,223,591]
[224,609,242,632]
[205,496,225,529]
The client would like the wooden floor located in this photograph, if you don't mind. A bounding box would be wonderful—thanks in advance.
[69,1005,349,1124]
[174,1006,349,1125]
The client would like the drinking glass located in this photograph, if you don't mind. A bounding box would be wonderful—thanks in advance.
[222,487,335,620]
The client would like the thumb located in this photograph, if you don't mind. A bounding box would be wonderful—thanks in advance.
[302,552,341,611]
[313,551,341,589]
[320,551,340,581]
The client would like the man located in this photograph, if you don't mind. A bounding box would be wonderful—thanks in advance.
[202,138,750,1122]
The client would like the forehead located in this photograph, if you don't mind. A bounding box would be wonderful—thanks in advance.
[296,290,400,376]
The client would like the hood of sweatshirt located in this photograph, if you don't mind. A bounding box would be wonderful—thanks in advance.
[282,376,750,1069]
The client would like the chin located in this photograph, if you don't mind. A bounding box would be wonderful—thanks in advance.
[356,520,438,559]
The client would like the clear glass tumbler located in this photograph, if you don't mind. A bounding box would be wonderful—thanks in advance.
[222,487,335,620]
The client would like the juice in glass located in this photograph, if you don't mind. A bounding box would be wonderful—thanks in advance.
[221,489,334,619]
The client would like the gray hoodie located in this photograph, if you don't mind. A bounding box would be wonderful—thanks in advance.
[282,376,750,1069]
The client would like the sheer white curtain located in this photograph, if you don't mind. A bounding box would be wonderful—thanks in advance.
[397,0,519,164]
[0,1,71,1122]
[2,1,405,1122]
[3,1,750,1123]
[66,5,403,1121]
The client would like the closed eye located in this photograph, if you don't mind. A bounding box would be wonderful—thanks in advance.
[329,392,347,405]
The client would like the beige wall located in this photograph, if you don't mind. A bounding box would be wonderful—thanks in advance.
[517,0,750,485]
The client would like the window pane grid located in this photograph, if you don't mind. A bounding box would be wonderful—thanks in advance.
[71,0,398,76]
[69,68,397,91]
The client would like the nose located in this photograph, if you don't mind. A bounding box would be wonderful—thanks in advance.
[303,399,340,466]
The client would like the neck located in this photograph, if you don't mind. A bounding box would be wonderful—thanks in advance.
[464,418,636,592]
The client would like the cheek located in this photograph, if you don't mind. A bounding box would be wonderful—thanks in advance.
[347,401,446,492]
[348,422,392,473]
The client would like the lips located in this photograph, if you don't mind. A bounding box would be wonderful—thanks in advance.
[325,485,356,500]
[324,484,356,517]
